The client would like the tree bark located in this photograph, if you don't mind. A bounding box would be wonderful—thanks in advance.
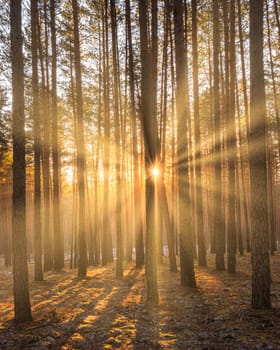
[174,0,196,288]
[50,0,63,270]
[125,0,144,268]
[10,0,32,323]
[31,0,43,282]
[139,0,159,304]
[213,0,225,271]
[40,0,52,272]
[249,0,271,309]
[110,0,123,278]
[102,0,113,265]
[227,0,237,273]
[72,0,87,278]
[192,0,207,267]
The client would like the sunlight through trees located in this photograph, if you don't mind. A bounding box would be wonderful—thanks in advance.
[0,0,279,323]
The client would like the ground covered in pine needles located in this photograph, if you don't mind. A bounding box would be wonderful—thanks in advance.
[0,253,280,349]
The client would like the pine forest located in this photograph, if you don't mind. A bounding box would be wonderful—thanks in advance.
[0,0,280,348]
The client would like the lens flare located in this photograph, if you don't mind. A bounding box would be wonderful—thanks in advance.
[151,166,160,179]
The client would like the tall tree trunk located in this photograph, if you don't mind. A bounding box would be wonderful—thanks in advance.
[72,0,87,278]
[50,0,63,270]
[266,0,280,255]
[139,0,159,304]
[249,0,271,309]
[169,11,178,256]
[206,14,215,255]
[93,22,103,266]
[31,0,43,281]
[159,7,177,271]
[213,0,225,271]
[110,0,123,278]
[40,0,52,272]
[125,0,144,268]
[10,0,32,323]
[183,0,196,261]
[69,43,78,270]
[174,0,196,288]
[235,84,245,256]
[102,0,112,265]
[237,0,251,252]
[227,0,237,273]
[192,0,207,267]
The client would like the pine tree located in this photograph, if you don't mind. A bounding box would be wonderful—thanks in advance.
[249,0,271,309]
[174,0,196,288]
[10,0,32,323]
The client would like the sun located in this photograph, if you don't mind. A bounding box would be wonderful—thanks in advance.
[151,166,160,180]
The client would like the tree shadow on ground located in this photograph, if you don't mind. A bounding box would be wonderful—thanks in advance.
[0,255,280,349]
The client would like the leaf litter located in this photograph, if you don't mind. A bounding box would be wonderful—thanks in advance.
[0,253,280,349]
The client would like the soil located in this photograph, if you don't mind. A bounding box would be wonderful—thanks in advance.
[0,253,280,349]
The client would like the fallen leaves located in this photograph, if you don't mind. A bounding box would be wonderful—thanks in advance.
[0,253,280,349]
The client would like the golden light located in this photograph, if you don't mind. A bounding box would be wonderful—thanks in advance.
[64,166,74,184]
[151,166,160,179]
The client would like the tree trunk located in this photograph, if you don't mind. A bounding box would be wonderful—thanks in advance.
[237,0,251,252]
[110,0,123,278]
[192,0,207,267]
[139,0,159,304]
[125,0,144,268]
[213,0,225,271]
[72,0,87,278]
[10,0,32,323]
[31,0,43,282]
[102,0,112,266]
[40,0,52,272]
[249,0,271,309]
[227,0,237,273]
[50,0,63,270]
[265,0,280,255]
[174,0,196,288]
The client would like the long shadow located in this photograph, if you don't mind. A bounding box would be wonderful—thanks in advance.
[0,264,131,349]
[163,253,279,349]
[31,268,110,308]
[53,264,145,349]
[2,254,275,349]
[0,269,85,322]
[130,257,252,349]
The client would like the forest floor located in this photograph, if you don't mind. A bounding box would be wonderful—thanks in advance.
[0,253,280,349]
